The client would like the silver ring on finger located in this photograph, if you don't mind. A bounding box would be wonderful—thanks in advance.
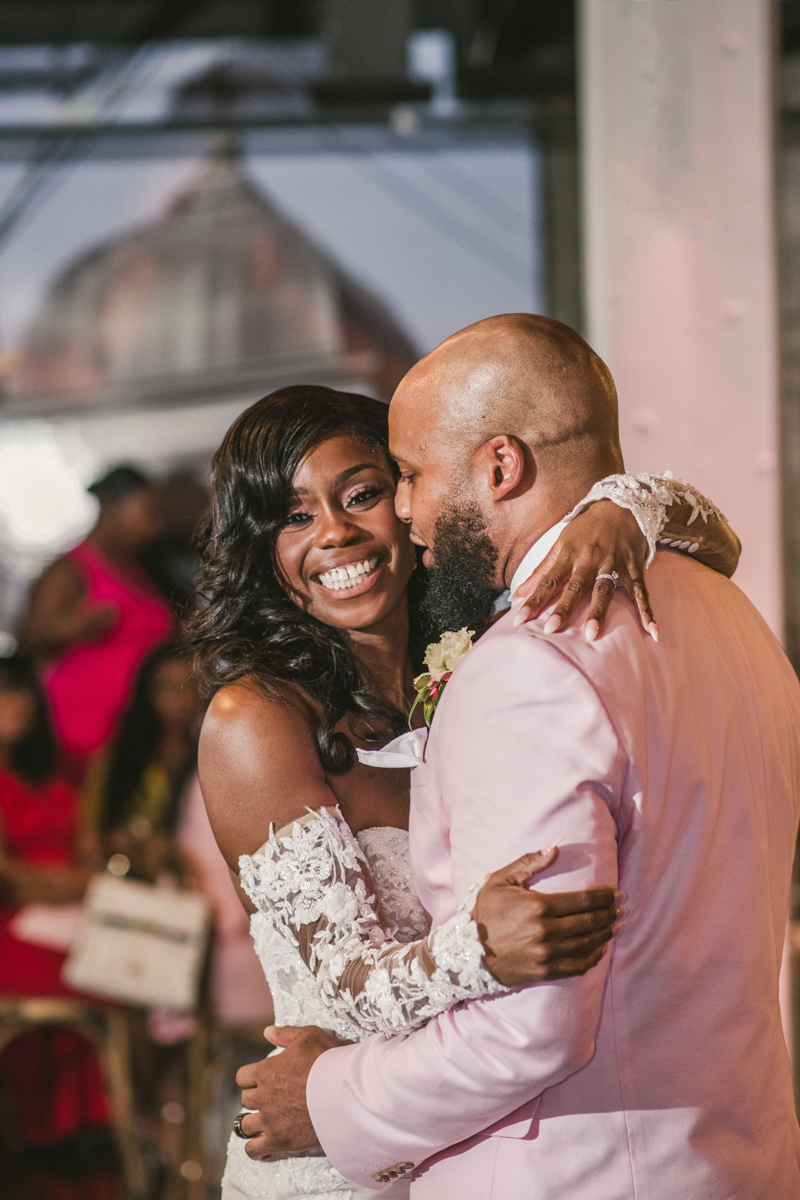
[233,1112,253,1139]
[595,571,619,589]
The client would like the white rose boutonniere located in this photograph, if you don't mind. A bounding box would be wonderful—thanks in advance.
[408,627,475,727]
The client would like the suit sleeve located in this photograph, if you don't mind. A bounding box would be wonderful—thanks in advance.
[307,629,624,1188]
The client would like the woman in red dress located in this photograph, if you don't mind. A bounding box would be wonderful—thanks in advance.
[0,656,111,1152]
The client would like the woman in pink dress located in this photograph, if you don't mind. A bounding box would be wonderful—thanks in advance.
[18,466,173,782]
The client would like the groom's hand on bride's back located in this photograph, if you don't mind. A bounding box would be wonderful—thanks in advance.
[473,846,621,988]
[235,1026,344,1160]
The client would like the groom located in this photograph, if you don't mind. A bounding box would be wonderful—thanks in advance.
[239,315,800,1197]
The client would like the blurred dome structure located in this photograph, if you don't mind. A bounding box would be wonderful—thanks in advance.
[10,139,417,409]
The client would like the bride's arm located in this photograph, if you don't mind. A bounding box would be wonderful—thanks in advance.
[513,473,741,639]
[239,807,617,1038]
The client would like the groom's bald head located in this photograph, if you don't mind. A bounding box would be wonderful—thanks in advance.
[389,314,624,603]
[391,312,621,469]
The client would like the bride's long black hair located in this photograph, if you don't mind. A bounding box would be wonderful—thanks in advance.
[188,385,429,774]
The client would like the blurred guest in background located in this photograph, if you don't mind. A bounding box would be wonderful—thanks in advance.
[137,472,209,617]
[81,642,205,1162]
[18,465,172,783]
[0,655,98,986]
[0,655,112,1156]
[83,640,200,883]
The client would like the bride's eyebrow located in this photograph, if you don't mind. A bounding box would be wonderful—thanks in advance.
[334,463,382,485]
[288,464,380,501]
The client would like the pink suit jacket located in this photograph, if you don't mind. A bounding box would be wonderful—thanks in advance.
[307,550,800,1198]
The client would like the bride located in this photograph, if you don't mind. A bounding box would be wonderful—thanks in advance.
[190,385,739,1200]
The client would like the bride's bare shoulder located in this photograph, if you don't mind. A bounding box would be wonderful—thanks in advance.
[199,677,334,869]
[203,675,310,729]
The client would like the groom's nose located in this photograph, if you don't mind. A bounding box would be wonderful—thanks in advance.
[395,479,412,522]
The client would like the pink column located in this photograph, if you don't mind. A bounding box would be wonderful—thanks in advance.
[579,0,781,632]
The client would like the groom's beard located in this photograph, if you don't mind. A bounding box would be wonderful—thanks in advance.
[420,500,501,634]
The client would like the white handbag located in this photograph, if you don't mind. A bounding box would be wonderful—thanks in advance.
[63,875,209,1011]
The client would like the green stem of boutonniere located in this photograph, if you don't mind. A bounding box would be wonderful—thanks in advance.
[408,671,452,728]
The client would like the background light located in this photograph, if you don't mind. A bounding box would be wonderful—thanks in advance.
[0,441,97,550]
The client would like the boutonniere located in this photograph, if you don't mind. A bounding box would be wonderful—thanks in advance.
[408,627,475,728]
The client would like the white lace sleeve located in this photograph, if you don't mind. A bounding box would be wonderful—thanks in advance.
[238,808,506,1038]
[564,473,729,567]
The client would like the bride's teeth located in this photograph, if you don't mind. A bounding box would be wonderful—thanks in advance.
[318,557,378,590]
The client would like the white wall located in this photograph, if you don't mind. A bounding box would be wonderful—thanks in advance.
[580,0,780,632]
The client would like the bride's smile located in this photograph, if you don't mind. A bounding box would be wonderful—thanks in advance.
[315,556,379,591]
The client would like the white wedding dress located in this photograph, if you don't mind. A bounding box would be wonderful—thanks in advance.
[221,812,503,1200]
[219,472,733,1200]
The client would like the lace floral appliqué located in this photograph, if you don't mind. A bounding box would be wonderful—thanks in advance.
[565,472,727,566]
[239,808,505,1039]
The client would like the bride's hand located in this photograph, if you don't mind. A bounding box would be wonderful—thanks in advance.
[510,499,658,642]
[472,847,622,987]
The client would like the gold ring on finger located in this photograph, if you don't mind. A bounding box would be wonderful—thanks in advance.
[233,1112,253,1139]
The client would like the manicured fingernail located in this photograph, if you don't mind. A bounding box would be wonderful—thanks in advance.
[648,621,659,642]
[615,906,626,919]
[611,922,621,934]
[544,613,562,635]
[513,608,528,627]
[585,618,599,642]
[614,890,626,903]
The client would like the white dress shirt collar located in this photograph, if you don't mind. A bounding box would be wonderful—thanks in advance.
[508,519,568,596]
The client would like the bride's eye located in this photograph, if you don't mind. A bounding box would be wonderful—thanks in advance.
[347,485,383,508]
[284,509,313,527]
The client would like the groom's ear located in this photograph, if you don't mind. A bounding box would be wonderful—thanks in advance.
[477,435,529,502]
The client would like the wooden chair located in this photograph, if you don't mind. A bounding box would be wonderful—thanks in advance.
[159,950,275,1199]
[0,996,147,1198]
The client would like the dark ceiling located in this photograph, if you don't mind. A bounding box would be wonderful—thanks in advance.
[3,3,797,102]
[784,1,800,53]
[0,2,315,42]
[0,2,568,47]
[0,1,576,99]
